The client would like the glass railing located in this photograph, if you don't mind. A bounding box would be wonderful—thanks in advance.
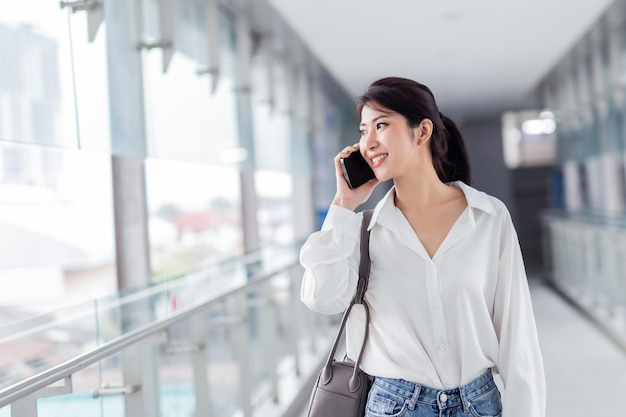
[0,241,338,417]
[541,209,626,348]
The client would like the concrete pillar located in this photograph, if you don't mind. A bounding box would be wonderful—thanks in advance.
[105,0,151,290]
[104,0,158,415]
[111,156,151,289]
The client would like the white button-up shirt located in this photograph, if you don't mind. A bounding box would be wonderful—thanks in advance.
[300,181,545,417]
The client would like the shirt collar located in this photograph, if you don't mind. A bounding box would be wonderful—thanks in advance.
[367,181,496,232]
[451,181,497,216]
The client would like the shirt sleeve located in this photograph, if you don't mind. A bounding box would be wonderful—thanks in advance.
[493,207,546,417]
[299,205,362,315]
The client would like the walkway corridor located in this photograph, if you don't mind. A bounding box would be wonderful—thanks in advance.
[531,277,626,416]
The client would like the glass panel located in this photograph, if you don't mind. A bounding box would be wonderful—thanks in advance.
[552,77,567,164]
[567,62,586,163]
[247,290,269,402]
[14,354,125,417]
[249,29,272,111]
[311,85,351,227]
[205,305,240,415]
[143,5,240,165]
[145,158,243,280]
[255,170,294,246]
[0,142,117,316]
[251,53,291,173]
[0,300,98,391]
[601,35,621,152]
[619,20,626,151]
[290,66,312,178]
[252,103,291,171]
[96,355,125,417]
[0,241,313,415]
[584,43,600,157]
[0,2,78,148]
[271,272,295,360]
[68,14,111,153]
[290,124,312,178]
[91,283,184,344]
[158,317,196,417]
[571,55,589,165]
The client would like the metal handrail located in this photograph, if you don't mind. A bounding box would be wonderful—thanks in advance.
[0,258,300,409]
[542,208,626,228]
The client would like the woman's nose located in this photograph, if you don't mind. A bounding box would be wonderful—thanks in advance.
[362,130,377,150]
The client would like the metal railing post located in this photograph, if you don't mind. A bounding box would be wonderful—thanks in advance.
[11,376,72,417]
[261,282,279,403]
[230,292,252,417]
[190,313,211,417]
[287,266,302,376]
[120,341,161,417]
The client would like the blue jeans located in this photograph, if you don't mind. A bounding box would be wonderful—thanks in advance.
[364,370,502,417]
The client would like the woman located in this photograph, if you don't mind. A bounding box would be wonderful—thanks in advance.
[300,77,545,417]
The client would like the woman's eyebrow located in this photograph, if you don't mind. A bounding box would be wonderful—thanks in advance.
[359,115,387,127]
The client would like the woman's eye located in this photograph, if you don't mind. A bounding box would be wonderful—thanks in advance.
[359,130,366,137]
[376,122,387,129]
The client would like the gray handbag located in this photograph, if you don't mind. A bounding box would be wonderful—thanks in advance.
[306,210,373,417]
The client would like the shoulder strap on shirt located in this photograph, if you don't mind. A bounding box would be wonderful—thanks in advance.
[354,209,373,305]
[319,209,373,391]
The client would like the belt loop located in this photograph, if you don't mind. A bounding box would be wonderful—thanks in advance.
[459,385,470,413]
[407,383,421,410]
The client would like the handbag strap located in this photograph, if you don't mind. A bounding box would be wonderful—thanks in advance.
[320,209,373,392]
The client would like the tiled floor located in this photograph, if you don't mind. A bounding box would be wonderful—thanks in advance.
[530,277,626,416]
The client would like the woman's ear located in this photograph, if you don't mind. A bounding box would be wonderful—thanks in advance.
[414,118,433,146]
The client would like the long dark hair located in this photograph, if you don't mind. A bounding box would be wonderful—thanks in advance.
[356,77,471,184]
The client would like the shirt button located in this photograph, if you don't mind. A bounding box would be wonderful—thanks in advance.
[439,343,446,350]
[432,303,439,309]
[439,393,448,402]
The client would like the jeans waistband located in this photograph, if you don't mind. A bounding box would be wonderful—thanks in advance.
[372,369,496,411]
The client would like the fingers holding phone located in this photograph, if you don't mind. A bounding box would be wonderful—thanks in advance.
[341,150,376,189]
[332,145,379,210]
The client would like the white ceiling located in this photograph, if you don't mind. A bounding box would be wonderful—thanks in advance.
[266,0,615,120]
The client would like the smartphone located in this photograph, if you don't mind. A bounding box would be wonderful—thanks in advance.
[340,151,376,189]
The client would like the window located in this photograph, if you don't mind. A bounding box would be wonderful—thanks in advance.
[0,142,116,316]
[502,110,557,168]
[145,158,243,279]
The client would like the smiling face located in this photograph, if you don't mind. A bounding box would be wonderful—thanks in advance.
[359,102,433,182]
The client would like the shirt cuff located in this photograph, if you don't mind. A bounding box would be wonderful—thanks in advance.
[321,205,361,233]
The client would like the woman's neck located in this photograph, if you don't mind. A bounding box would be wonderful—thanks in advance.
[393,168,459,215]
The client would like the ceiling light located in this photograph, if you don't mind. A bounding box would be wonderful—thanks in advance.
[539,110,555,119]
[521,119,556,135]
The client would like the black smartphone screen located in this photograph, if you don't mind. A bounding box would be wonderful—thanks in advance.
[340,151,375,189]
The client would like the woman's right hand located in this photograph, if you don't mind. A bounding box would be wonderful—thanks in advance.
[332,144,379,211]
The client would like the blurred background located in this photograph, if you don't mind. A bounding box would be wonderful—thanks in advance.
[1,1,626,416]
